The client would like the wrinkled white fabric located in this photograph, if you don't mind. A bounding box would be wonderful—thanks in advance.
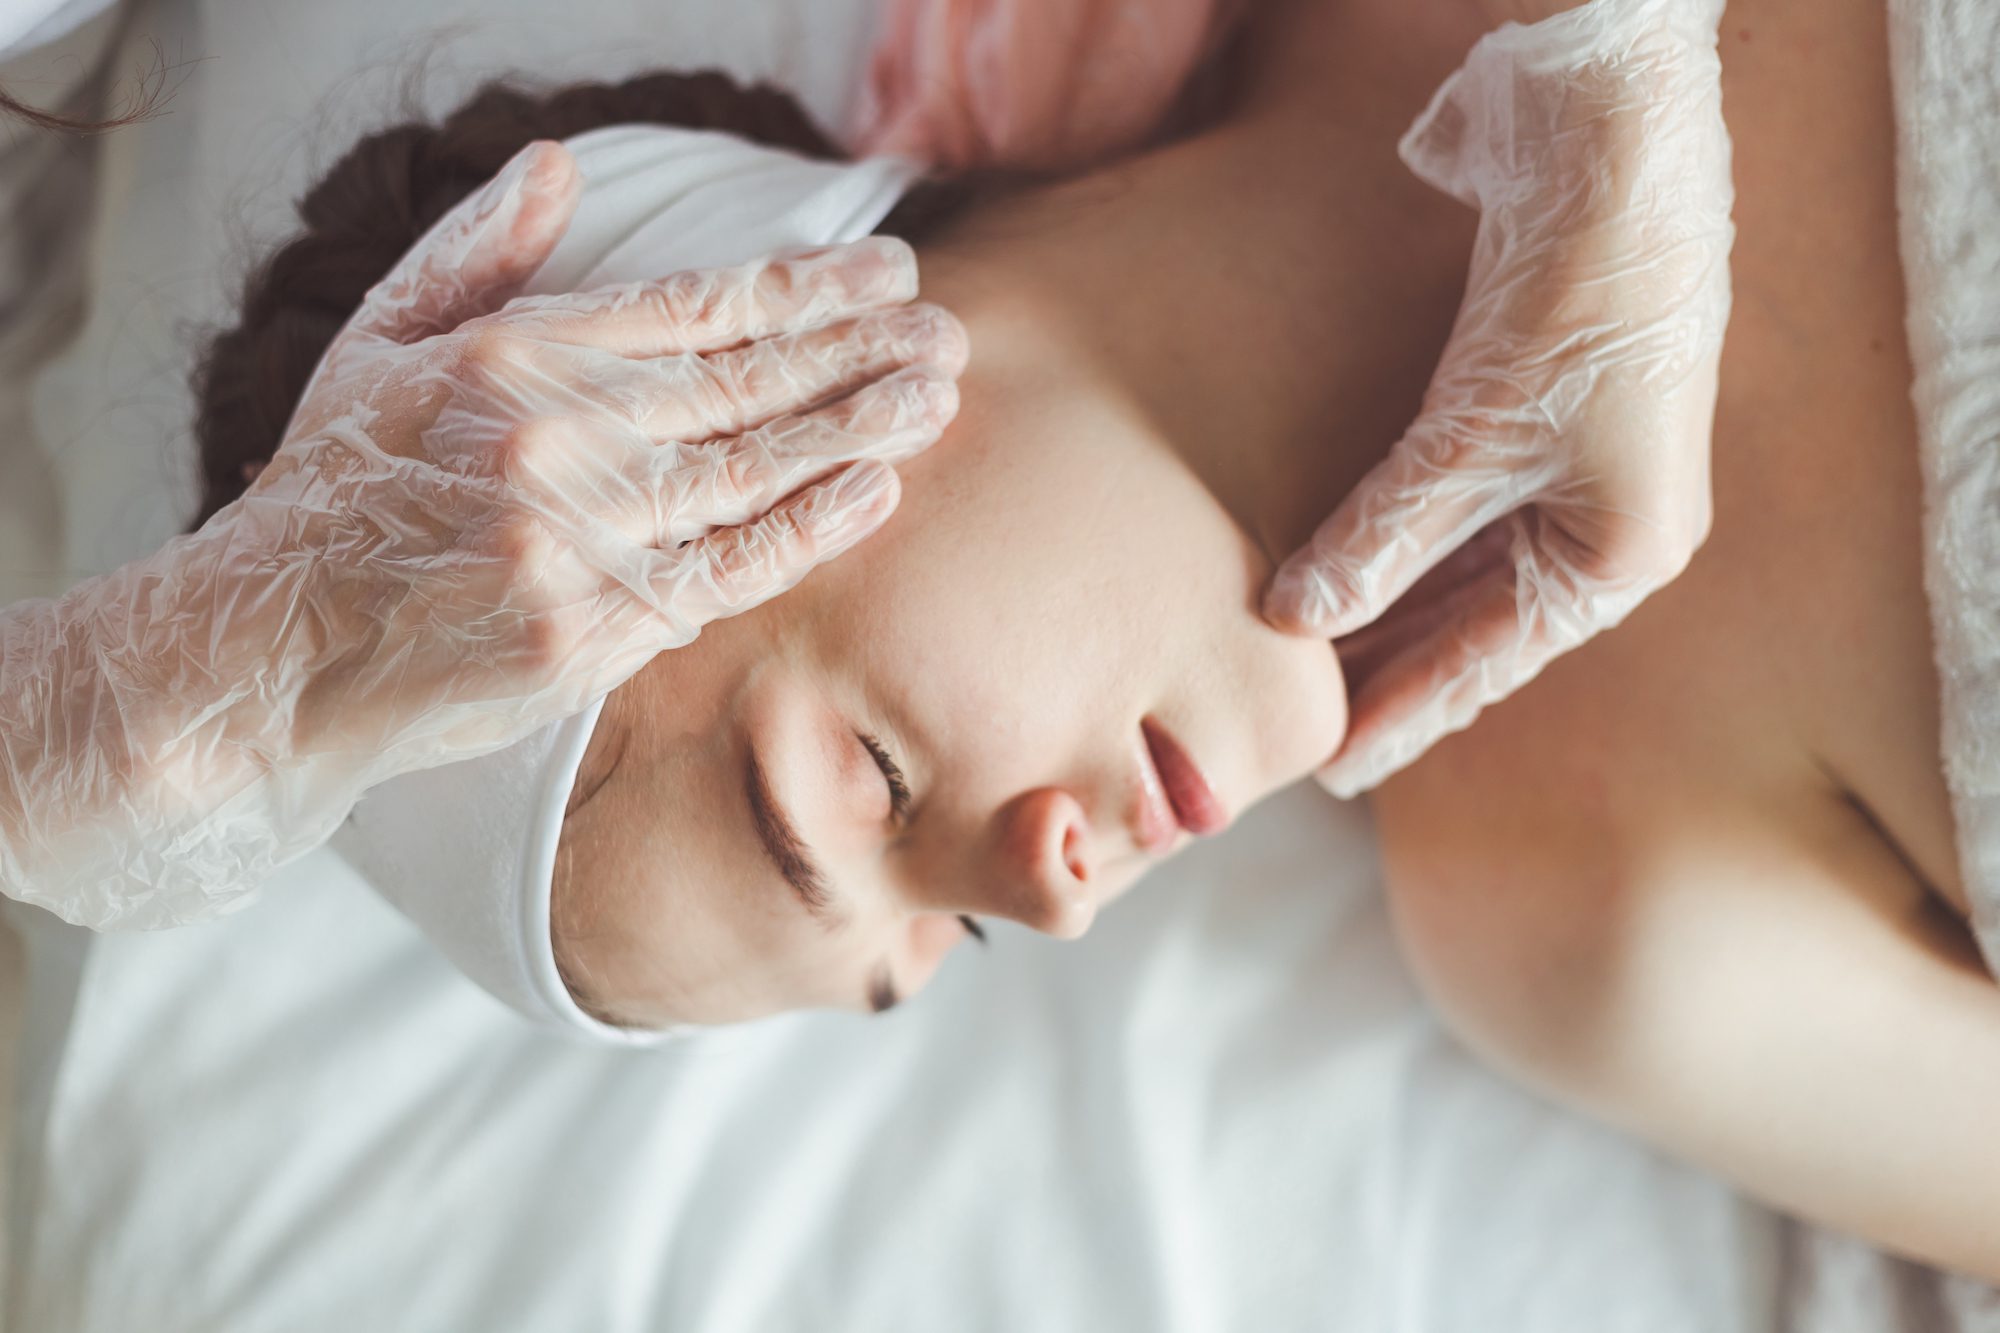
[0,138,961,933]
[332,699,616,1041]
[1891,0,2000,984]
[335,126,921,1043]
[10,786,1785,1333]
[1266,0,1735,798]
[522,125,920,295]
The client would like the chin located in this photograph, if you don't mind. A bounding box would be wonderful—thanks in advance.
[1251,645,1349,796]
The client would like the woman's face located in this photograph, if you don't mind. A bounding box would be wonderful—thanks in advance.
[551,303,1348,1028]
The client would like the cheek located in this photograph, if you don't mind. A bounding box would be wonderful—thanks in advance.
[1247,632,1349,792]
[552,634,807,1026]
[552,737,734,1025]
[1192,531,1350,798]
[557,762,847,1028]
[821,427,1209,681]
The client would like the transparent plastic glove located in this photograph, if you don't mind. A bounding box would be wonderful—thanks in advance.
[852,0,1240,170]
[0,141,967,929]
[1265,0,1734,798]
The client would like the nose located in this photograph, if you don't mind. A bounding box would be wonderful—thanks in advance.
[977,787,1098,940]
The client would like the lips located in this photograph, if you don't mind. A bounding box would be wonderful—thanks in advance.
[1140,717,1229,840]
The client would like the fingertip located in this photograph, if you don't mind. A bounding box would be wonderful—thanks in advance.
[865,303,971,387]
[1315,726,1386,801]
[1262,564,1348,639]
[801,460,900,554]
[1259,582,1312,635]
[838,364,961,462]
[934,312,971,379]
[517,140,580,197]
[1317,761,1370,802]
[825,458,902,526]
[790,237,918,309]
[863,236,921,303]
[905,363,962,430]
[481,141,573,223]
[499,142,582,273]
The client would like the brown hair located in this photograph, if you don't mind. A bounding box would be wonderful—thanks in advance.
[0,86,141,131]
[0,41,176,134]
[186,70,989,530]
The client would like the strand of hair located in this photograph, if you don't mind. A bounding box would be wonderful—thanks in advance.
[0,39,178,136]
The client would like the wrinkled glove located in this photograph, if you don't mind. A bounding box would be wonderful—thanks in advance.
[0,141,966,929]
[852,0,1241,170]
[1265,0,1735,798]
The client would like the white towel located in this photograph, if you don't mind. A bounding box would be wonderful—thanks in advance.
[1889,0,2000,975]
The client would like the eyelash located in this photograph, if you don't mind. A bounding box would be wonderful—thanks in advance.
[857,733,981,946]
[858,732,914,825]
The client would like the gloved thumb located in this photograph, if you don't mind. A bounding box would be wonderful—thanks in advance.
[335,140,583,353]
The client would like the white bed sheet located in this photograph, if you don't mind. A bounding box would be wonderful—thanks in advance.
[0,0,1976,1328]
[9,789,1783,1333]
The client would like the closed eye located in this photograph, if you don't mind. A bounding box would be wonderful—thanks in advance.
[857,733,979,945]
[858,732,913,826]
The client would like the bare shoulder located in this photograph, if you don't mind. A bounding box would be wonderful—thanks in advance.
[1364,605,1841,1078]
[1367,649,2000,1280]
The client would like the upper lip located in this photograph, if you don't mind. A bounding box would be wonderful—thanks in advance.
[1137,716,1229,846]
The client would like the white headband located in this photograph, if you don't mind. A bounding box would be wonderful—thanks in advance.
[332,125,919,1043]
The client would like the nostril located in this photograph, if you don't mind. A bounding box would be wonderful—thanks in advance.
[992,788,1099,938]
[1062,821,1088,883]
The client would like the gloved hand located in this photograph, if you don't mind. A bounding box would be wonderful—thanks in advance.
[852,0,1241,170]
[1264,0,1734,797]
[0,141,967,929]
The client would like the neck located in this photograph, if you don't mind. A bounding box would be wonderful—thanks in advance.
[914,0,1483,566]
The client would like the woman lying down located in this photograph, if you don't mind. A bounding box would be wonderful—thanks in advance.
[196,0,1987,1284]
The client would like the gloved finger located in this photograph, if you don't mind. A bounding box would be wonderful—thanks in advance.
[487,414,651,546]
[487,367,952,550]
[645,365,957,544]
[1331,520,1514,673]
[640,302,969,442]
[1263,422,1529,640]
[644,460,902,636]
[1317,557,1545,799]
[483,237,923,359]
[475,307,965,446]
[1318,522,1646,798]
[336,141,582,354]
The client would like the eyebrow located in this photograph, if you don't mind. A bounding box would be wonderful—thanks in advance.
[743,745,902,1014]
[744,749,841,929]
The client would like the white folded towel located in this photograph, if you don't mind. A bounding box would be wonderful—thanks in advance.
[1889,0,2000,972]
